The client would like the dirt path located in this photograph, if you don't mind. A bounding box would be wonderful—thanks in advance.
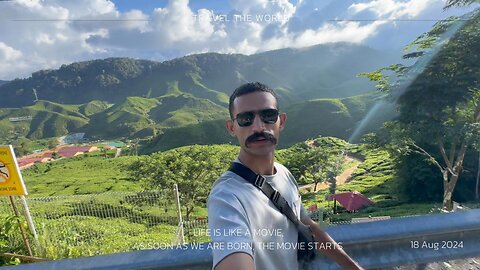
[299,155,362,193]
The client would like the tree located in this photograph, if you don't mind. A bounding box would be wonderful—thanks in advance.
[101,147,108,158]
[328,171,337,196]
[444,0,479,9]
[47,138,58,150]
[130,145,238,220]
[361,10,480,210]
[11,137,32,157]
[276,142,331,187]
[275,142,313,183]
[276,138,346,190]
[327,154,344,195]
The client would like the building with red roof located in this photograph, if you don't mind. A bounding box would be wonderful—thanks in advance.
[57,146,99,158]
[17,157,51,169]
[16,145,99,169]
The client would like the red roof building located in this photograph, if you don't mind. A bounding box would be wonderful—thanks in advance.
[327,191,374,212]
[17,157,51,169]
[57,146,99,158]
[16,145,99,169]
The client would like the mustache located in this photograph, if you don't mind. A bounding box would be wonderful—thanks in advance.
[245,132,277,146]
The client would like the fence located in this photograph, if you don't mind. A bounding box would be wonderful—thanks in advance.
[4,190,472,265]
[0,190,182,259]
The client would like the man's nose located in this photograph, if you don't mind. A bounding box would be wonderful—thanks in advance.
[250,114,266,132]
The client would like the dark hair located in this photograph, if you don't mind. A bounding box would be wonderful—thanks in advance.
[228,82,279,119]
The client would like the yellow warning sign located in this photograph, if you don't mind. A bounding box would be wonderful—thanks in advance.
[0,145,28,196]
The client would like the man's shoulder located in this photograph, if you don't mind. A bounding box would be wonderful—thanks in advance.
[274,161,289,172]
[209,171,252,196]
[207,171,257,212]
[274,161,299,188]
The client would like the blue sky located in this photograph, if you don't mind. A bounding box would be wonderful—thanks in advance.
[0,0,477,80]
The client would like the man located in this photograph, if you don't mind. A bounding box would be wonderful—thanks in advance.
[207,82,363,270]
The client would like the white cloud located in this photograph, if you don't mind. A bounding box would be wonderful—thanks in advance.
[0,0,118,79]
[230,0,296,24]
[121,10,149,31]
[349,0,440,19]
[36,33,55,45]
[292,21,385,47]
[0,42,22,61]
[150,0,214,43]
[0,0,469,80]
[0,42,25,79]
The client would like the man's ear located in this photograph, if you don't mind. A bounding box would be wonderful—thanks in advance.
[279,113,287,131]
[225,119,236,137]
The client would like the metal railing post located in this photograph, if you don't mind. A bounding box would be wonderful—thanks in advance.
[173,184,185,245]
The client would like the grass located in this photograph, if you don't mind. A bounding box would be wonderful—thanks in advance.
[27,138,58,151]
[83,94,228,139]
[300,145,409,222]
[343,158,361,171]
[12,140,479,262]
[0,93,228,143]
[144,119,233,153]
[300,145,480,223]
[36,216,177,259]
[337,147,399,203]
[329,203,443,223]
[22,155,143,196]
[0,100,89,140]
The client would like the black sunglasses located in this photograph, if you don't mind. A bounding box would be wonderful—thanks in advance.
[233,108,279,127]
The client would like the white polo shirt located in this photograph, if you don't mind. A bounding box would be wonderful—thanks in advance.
[207,160,307,270]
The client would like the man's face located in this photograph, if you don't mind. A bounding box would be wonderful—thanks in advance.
[226,91,286,157]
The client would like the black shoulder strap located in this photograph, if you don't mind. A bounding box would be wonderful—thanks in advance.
[228,162,301,226]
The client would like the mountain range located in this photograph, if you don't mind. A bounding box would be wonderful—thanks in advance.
[144,92,395,152]
[0,42,398,148]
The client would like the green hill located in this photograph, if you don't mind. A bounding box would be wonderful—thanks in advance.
[143,119,233,153]
[0,100,91,140]
[280,92,395,145]
[81,94,228,139]
[0,43,399,144]
[0,94,229,141]
[149,93,228,127]
[81,96,160,139]
[143,92,396,152]
[79,100,111,116]
[0,43,397,108]
[0,91,394,148]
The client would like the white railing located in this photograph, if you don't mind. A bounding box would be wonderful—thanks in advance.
[3,209,480,270]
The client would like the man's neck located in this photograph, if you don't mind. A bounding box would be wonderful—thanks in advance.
[238,150,275,175]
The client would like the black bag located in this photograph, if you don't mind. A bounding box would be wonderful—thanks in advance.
[297,223,316,262]
[228,162,317,262]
